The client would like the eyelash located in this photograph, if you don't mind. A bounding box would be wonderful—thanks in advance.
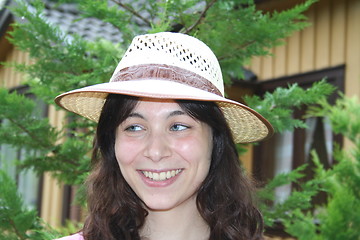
[170,123,189,131]
[124,123,189,132]
[125,124,143,132]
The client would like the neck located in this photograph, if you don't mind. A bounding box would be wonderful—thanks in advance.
[140,196,210,240]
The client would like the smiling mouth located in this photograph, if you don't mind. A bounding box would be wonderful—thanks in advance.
[141,169,183,181]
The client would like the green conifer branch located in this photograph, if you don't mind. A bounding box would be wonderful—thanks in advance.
[110,0,152,27]
[182,0,217,34]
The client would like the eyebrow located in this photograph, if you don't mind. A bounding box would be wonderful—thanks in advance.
[168,110,186,118]
[127,110,186,120]
[128,112,145,119]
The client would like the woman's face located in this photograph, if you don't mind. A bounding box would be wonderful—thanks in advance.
[114,98,213,211]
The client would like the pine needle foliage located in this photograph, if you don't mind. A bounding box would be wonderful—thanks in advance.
[7,0,124,104]
[257,163,322,228]
[0,88,57,151]
[259,95,360,239]
[6,0,316,104]
[0,87,92,186]
[244,80,336,133]
[0,169,61,240]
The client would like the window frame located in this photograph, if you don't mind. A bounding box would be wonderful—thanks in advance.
[252,65,345,182]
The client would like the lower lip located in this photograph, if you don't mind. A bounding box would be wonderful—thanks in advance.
[138,170,182,187]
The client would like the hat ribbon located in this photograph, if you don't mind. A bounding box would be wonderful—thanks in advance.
[110,64,222,96]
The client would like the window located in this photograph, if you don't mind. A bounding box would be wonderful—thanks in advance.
[0,85,47,212]
[252,65,344,188]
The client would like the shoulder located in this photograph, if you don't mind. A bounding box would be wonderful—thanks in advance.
[55,233,84,240]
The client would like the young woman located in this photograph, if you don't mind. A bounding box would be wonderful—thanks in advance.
[55,32,273,240]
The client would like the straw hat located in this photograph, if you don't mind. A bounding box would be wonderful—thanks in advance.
[55,32,273,143]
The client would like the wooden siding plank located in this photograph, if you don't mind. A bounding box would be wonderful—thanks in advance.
[261,48,274,80]
[8,54,15,87]
[330,0,346,66]
[249,56,262,80]
[1,49,24,88]
[11,55,18,86]
[274,41,287,78]
[315,0,331,69]
[0,69,3,87]
[241,145,253,173]
[345,0,360,97]
[300,6,316,72]
[287,31,301,75]
[41,173,64,226]
[40,105,67,226]
[0,66,7,87]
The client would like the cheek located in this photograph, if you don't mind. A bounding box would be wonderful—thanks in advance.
[114,137,139,165]
[175,137,199,157]
[175,134,213,165]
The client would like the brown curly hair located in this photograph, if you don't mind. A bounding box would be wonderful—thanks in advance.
[82,94,264,240]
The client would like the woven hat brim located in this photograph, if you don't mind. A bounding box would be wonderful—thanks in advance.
[55,80,273,143]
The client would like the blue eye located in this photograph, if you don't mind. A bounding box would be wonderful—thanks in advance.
[170,124,188,131]
[125,125,143,132]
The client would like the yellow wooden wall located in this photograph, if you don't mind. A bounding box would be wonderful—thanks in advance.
[0,48,30,88]
[41,105,67,226]
[251,0,360,99]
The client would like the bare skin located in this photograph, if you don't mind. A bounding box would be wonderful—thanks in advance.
[115,98,212,240]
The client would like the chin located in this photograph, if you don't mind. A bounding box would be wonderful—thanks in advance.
[141,197,180,212]
[144,201,175,211]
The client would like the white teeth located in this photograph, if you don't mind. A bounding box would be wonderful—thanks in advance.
[142,169,182,181]
[159,172,166,180]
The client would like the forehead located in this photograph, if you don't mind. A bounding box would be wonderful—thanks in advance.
[137,97,177,104]
[131,98,183,115]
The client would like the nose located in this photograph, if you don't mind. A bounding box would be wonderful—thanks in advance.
[143,131,171,162]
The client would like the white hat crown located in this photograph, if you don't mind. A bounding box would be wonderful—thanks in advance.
[111,32,224,96]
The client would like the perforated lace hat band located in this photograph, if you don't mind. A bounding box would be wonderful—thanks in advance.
[112,64,222,96]
[55,32,273,143]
